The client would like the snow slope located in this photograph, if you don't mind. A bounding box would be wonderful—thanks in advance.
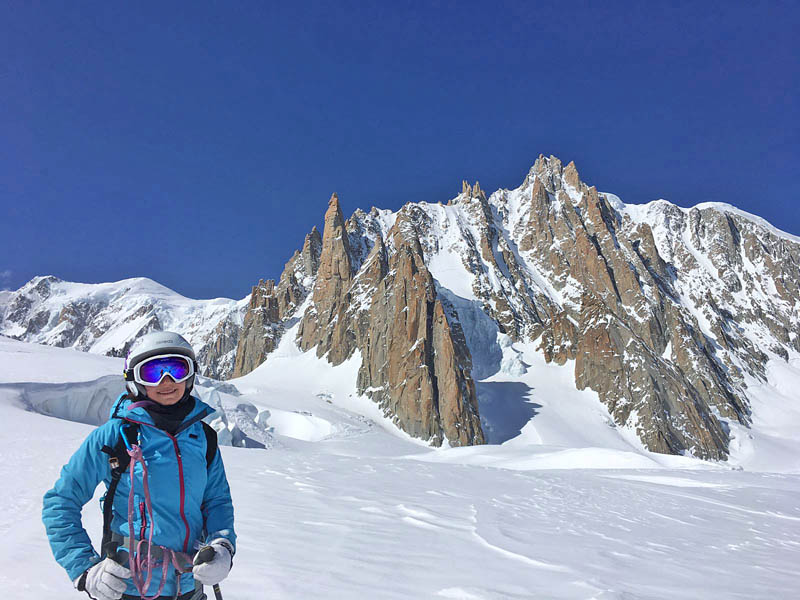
[3,337,799,599]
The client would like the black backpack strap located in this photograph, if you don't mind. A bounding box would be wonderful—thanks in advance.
[99,422,139,560]
[201,421,218,468]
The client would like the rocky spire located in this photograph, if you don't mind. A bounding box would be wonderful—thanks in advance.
[301,226,323,277]
[459,180,486,202]
[297,197,486,446]
[297,193,359,364]
[563,161,581,190]
[317,193,352,285]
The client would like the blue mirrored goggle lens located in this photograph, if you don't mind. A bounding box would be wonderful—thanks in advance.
[138,356,191,384]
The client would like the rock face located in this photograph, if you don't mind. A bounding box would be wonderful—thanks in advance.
[495,159,744,458]
[232,279,283,377]
[234,155,800,458]
[232,227,322,378]
[197,313,243,380]
[351,213,484,446]
[292,196,484,446]
[297,195,356,365]
[490,156,798,459]
[0,276,247,379]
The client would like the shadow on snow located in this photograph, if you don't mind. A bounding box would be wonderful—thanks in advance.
[476,380,539,444]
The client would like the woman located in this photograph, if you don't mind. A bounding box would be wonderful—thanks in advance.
[43,331,236,600]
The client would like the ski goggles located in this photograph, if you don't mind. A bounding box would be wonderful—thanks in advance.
[128,354,195,386]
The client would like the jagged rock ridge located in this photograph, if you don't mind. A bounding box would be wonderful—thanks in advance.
[234,156,800,458]
[4,156,798,457]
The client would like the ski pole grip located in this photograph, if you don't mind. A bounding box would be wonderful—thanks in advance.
[102,540,121,563]
[194,545,216,565]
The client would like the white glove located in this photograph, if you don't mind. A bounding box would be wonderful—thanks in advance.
[77,558,131,600]
[192,538,234,586]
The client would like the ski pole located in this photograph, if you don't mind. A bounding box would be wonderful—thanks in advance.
[195,546,224,600]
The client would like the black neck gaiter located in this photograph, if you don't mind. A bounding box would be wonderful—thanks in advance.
[143,392,195,435]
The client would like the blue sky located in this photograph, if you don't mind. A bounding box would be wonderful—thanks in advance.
[2,1,798,299]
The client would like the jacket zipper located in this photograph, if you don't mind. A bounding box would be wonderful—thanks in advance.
[166,432,191,552]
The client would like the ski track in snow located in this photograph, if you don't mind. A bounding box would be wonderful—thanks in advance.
[2,338,800,599]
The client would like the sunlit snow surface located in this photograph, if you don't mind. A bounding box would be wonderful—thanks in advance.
[1,336,799,599]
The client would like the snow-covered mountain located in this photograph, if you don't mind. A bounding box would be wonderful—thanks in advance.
[3,155,799,466]
[235,155,800,462]
[0,276,248,379]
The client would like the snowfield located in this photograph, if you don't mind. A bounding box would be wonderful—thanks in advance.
[1,335,799,599]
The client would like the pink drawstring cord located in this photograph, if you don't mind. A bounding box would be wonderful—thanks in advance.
[126,444,193,600]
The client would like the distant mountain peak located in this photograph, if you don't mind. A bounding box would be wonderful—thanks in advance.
[0,276,246,378]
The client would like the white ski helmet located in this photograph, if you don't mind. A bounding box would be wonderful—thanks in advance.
[124,331,198,398]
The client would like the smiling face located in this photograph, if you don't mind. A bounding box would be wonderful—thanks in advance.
[144,377,187,406]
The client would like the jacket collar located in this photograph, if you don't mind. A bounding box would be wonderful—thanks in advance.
[110,392,214,430]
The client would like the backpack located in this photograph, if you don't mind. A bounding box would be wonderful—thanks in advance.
[99,397,218,559]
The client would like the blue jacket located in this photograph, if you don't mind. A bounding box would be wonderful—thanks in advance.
[43,394,236,597]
